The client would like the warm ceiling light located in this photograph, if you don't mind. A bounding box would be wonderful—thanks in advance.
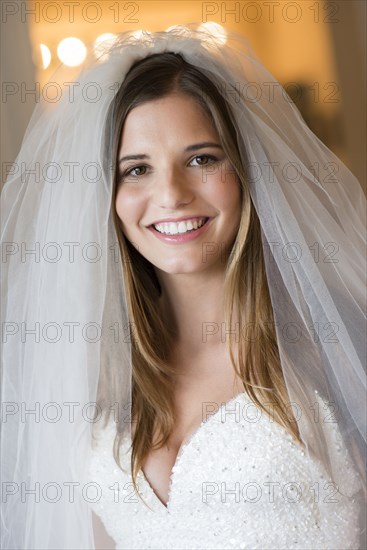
[40,44,51,69]
[94,33,118,61]
[57,37,87,67]
[197,22,227,45]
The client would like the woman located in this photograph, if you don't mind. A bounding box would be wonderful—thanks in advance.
[1,26,365,549]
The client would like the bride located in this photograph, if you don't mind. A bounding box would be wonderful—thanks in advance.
[1,25,366,549]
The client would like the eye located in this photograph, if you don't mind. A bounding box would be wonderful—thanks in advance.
[126,165,147,176]
[119,165,148,181]
[190,154,219,166]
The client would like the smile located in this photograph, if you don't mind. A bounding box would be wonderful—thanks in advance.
[147,217,212,244]
[153,217,208,235]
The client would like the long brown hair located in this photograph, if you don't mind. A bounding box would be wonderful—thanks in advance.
[99,52,302,505]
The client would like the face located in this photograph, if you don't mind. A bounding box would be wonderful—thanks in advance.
[115,93,242,277]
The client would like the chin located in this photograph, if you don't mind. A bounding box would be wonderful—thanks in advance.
[157,265,199,275]
[156,260,224,275]
[154,258,211,275]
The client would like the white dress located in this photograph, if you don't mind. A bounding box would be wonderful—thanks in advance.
[88,391,362,550]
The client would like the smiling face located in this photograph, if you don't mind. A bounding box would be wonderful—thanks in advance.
[115,93,242,276]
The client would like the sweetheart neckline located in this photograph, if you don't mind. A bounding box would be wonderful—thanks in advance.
[139,391,249,511]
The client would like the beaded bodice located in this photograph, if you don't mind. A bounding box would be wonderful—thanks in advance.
[88,392,361,549]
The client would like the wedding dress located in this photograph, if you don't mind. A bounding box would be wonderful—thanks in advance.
[88,391,361,550]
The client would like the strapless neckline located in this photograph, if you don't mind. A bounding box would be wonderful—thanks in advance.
[139,391,249,510]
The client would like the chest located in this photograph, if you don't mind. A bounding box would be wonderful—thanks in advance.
[89,413,360,550]
[139,377,246,508]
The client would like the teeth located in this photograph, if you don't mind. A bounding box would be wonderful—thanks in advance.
[153,217,207,235]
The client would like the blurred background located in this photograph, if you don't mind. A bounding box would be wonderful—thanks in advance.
[1,0,366,193]
[0,1,365,546]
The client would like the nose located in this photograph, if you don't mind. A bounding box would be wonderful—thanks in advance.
[152,166,194,209]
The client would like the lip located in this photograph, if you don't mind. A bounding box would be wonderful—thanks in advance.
[147,215,209,226]
[147,217,213,244]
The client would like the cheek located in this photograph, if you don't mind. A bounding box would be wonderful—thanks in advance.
[115,188,143,228]
[225,179,241,208]
[209,169,242,212]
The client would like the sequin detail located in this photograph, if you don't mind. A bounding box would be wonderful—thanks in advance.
[88,392,362,549]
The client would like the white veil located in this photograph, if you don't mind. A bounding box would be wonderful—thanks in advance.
[1,25,366,549]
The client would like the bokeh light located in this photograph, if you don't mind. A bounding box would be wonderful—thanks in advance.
[57,37,87,67]
[40,44,51,69]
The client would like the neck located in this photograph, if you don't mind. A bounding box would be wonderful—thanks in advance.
[156,266,229,357]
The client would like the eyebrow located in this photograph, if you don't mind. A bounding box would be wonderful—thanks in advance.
[118,142,223,164]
